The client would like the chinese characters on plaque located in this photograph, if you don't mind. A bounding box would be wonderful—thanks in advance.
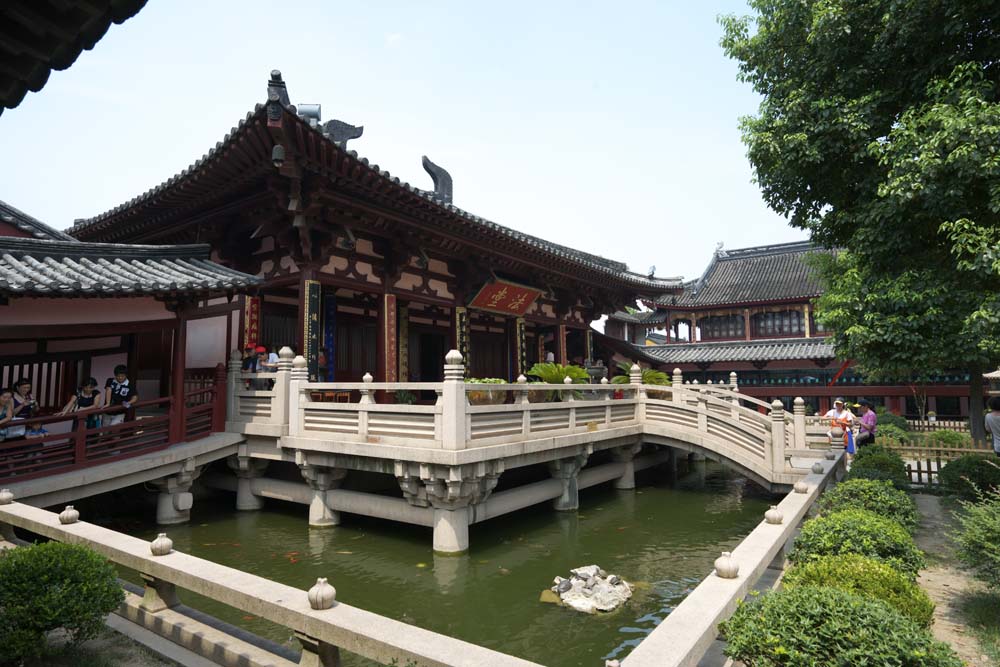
[242,296,260,349]
[469,280,543,317]
[303,280,321,381]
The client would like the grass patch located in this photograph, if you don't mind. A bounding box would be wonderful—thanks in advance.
[960,590,1000,664]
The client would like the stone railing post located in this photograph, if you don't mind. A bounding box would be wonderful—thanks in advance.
[287,355,308,437]
[227,350,243,425]
[770,399,786,472]
[358,373,373,438]
[441,350,467,450]
[672,367,683,403]
[273,346,293,429]
[517,374,530,437]
[729,371,738,390]
[629,363,646,421]
[793,397,807,449]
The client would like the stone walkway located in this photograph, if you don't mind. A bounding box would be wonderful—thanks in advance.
[913,494,997,667]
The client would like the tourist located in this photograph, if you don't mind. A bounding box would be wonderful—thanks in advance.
[0,388,14,440]
[59,377,104,429]
[318,347,328,381]
[104,365,138,426]
[856,399,877,448]
[265,344,280,371]
[241,343,256,370]
[10,378,39,439]
[986,396,1000,458]
[246,346,272,389]
[823,398,855,447]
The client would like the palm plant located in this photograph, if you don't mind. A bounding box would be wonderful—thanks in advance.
[610,361,670,385]
[526,362,589,402]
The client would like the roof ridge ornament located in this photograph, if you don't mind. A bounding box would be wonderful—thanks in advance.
[421,155,453,204]
[322,119,364,149]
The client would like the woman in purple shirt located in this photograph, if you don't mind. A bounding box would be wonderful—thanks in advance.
[856,399,877,447]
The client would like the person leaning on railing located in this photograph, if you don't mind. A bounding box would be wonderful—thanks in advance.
[104,365,138,426]
[0,387,14,441]
[59,377,104,430]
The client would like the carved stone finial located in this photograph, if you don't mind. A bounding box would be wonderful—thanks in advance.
[292,355,308,369]
[422,156,453,204]
[279,346,294,360]
[362,372,373,383]
[445,349,463,366]
[323,119,364,149]
[516,374,527,384]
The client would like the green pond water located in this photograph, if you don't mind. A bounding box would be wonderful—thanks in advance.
[123,463,771,666]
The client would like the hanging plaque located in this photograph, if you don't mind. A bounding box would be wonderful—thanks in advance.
[242,296,261,348]
[469,280,543,317]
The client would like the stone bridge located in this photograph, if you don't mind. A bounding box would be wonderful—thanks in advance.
[221,348,830,553]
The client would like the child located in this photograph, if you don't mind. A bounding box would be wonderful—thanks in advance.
[104,365,138,426]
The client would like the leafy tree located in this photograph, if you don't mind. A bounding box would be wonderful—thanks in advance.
[721,1,1000,441]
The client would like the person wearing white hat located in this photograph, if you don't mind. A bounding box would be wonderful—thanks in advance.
[823,398,855,446]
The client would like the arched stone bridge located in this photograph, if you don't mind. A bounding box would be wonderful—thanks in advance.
[222,349,828,552]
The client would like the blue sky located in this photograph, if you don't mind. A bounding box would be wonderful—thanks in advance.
[0,0,807,280]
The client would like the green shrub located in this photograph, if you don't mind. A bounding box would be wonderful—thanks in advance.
[874,407,907,430]
[925,429,972,448]
[720,586,961,667]
[954,485,1000,590]
[939,455,1000,499]
[876,406,909,431]
[848,450,910,489]
[788,509,925,578]
[854,442,894,460]
[0,542,124,662]
[817,478,918,532]
[876,423,912,444]
[782,554,934,626]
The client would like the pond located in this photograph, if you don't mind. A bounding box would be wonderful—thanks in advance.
[123,462,772,666]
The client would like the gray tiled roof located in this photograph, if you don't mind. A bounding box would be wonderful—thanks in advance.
[1,200,77,241]
[68,90,683,292]
[641,337,836,364]
[651,241,831,308]
[1,0,148,114]
[0,236,259,297]
[608,310,669,324]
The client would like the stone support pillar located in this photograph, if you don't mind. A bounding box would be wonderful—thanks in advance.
[298,460,348,527]
[140,573,180,612]
[295,631,341,667]
[612,443,642,490]
[227,454,268,511]
[396,460,503,554]
[792,397,807,450]
[548,452,588,511]
[151,459,202,525]
[770,399,786,473]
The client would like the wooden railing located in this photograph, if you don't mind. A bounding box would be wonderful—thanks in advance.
[907,418,970,432]
[0,383,225,483]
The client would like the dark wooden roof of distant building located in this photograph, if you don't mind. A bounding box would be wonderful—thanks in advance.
[67,79,683,294]
[649,241,832,308]
[607,310,669,324]
[641,337,836,364]
[1,199,77,241]
[0,0,148,114]
[0,236,259,298]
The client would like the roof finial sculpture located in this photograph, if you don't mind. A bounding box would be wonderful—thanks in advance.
[715,241,727,258]
[323,120,364,149]
[267,70,290,106]
[421,155,453,204]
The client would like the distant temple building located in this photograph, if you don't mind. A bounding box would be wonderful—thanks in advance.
[605,241,973,418]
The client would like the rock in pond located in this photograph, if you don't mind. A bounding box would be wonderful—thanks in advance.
[547,565,632,614]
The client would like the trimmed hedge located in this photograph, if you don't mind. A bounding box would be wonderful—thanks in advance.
[782,554,934,626]
[875,406,909,432]
[925,429,972,448]
[720,586,961,667]
[816,478,918,532]
[0,542,124,662]
[875,423,911,444]
[847,450,910,489]
[938,455,1000,499]
[788,508,925,578]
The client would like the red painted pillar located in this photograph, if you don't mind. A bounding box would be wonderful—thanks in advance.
[169,315,187,444]
[212,362,226,432]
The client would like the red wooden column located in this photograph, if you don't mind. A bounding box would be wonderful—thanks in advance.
[169,313,187,444]
[557,324,568,365]
[744,308,752,341]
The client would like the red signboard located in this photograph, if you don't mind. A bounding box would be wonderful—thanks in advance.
[242,296,260,348]
[469,280,543,316]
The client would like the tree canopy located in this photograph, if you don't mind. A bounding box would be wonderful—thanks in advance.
[721,1,1000,433]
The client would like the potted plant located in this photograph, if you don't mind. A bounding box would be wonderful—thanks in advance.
[526,363,589,402]
[394,389,417,405]
[465,378,507,405]
[926,411,936,422]
[610,361,671,399]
